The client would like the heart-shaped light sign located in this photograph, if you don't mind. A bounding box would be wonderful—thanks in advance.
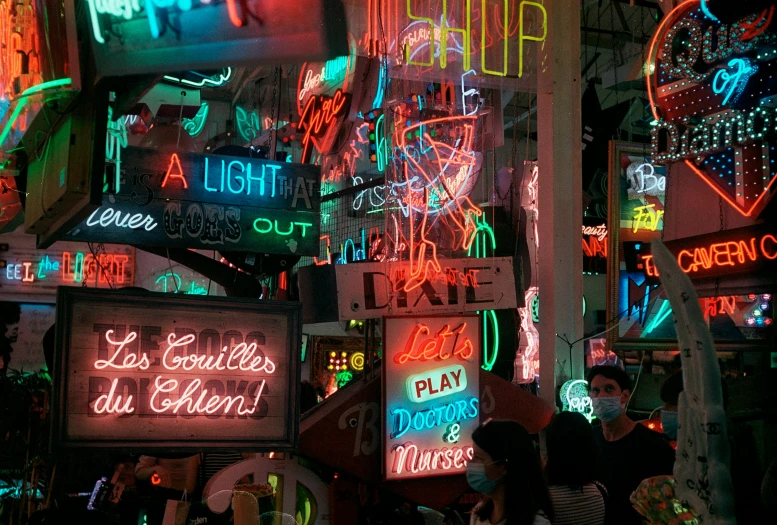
[647,0,777,217]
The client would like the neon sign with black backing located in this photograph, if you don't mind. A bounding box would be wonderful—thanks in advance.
[647,0,777,217]
[62,146,320,256]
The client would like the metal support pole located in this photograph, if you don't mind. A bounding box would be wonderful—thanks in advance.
[537,0,585,408]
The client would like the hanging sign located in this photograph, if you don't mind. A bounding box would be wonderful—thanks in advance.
[61,146,320,256]
[84,0,347,77]
[335,256,516,321]
[51,288,301,450]
[383,315,480,481]
[641,224,777,281]
[647,0,777,217]
[0,242,134,297]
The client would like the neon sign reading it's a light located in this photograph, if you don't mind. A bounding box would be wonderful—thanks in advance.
[642,233,777,276]
[394,322,474,364]
[391,396,478,439]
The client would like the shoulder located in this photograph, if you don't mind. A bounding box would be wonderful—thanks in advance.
[533,512,552,525]
[632,424,674,450]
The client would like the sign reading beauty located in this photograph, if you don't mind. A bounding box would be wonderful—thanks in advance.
[647,0,777,217]
[52,288,300,450]
[383,315,480,480]
[62,146,320,255]
[336,257,516,321]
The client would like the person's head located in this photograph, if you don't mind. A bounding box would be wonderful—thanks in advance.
[659,371,683,440]
[545,411,598,487]
[586,365,632,422]
[469,420,553,525]
[0,302,21,342]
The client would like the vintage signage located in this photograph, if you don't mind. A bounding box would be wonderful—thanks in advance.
[383,315,480,481]
[84,0,347,77]
[642,224,777,281]
[647,0,777,217]
[52,288,300,450]
[335,256,516,321]
[62,146,321,255]
[0,242,134,296]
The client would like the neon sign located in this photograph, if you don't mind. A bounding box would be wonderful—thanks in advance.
[64,146,321,256]
[53,288,300,450]
[384,315,479,480]
[647,0,777,217]
[154,272,208,295]
[632,204,664,233]
[236,106,261,142]
[297,89,350,163]
[182,101,209,137]
[560,379,595,423]
[401,0,548,78]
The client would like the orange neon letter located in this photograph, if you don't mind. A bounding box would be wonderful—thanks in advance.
[761,234,777,260]
[161,153,188,189]
[677,250,694,273]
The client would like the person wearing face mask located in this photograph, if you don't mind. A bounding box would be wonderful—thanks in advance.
[467,419,554,525]
[586,366,675,525]
[659,371,683,444]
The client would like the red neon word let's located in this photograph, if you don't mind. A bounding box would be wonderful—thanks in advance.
[642,234,777,276]
[394,323,474,365]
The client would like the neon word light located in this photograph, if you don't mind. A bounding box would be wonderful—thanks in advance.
[85,207,159,231]
[394,322,474,364]
[297,89,349,163]
[406,364,467,403]
[91,329,274,417]
[391,396,478,439]
[642,233,777,277]
[632,204,664,233]
[3,252,130,285]
[712,58,756,106]
[560,379,595,423]
[390,442,473,475]
[404,0,547,78]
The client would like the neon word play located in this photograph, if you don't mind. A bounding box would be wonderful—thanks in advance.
[406,364,467,403]
[391,397,479,439]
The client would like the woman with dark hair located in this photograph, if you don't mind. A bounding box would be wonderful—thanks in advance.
[467,419,553,525]
[545,411,606,525]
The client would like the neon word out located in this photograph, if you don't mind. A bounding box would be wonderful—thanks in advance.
[88,325,275,419]
[406,364,467,403]
[253,218,312,237]
[394,323,474,364]
[391,397,478,439]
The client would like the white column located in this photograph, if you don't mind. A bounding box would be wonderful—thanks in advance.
[537,0,584,407]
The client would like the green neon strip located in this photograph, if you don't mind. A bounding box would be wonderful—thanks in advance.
[1,79,73,148]
[643,300,672,336]
[21,78,72,97]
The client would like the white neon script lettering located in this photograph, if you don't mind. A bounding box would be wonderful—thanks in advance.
[94,330,150,370]
[581,224,608,241]
[298,66,327,101]
[93,378,135,415]
[86,207,158,231]
[161,332,276,374]
[150,376,266,416]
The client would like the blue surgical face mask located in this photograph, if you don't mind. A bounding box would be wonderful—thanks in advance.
[591,396,623,422]
[466,462,500,495]
[661,409,679,440]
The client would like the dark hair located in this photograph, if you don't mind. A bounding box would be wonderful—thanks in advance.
[0,302,21,333]
[660,371,684,405]
[545,412,598,487]
[587,365,632,393]
[472,420,554,525]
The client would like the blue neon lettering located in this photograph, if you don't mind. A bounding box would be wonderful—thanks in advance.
[390,397,479,439]
[227,160,246,194]
[712,58,756,106]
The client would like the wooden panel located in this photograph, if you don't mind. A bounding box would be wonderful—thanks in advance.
[335,257,517,320]
[52,288,300,451]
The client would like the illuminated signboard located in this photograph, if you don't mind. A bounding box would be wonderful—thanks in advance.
[582,219,607,274]
[335,257,517,321]
[647,0,777,217]
[383,315,480,480]
[84,0,348,77]
[61,146,320,256]
[560,379,595,423]
[51,287,300,450]
[0,242,134,297]
[606,142,668,348]
[644,224,777,281]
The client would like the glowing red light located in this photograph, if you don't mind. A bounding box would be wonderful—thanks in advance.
[151,473,162,485]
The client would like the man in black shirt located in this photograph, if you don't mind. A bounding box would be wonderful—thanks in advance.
[587,366,675,525]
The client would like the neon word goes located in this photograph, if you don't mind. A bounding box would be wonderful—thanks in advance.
[406,364,467,403]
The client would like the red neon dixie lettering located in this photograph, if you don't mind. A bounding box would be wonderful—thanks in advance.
[394,323,474,364]
[297,89,349,163]
[642,234,777,276]
[391,442,474,474]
